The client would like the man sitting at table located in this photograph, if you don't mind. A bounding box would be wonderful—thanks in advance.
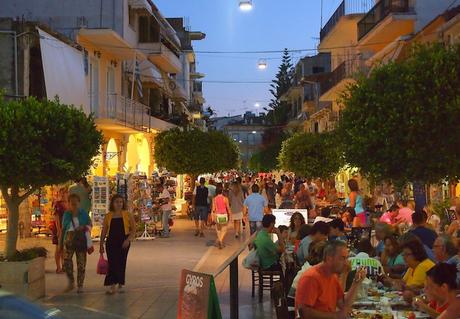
[328,218,347,242]
[297,221,330,265]
[410,209,438,249]
[254,214,285,271]
[295,240,367,319]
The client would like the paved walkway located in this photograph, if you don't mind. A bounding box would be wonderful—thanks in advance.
[0,219,275,318]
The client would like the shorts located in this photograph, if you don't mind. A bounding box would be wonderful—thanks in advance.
[249,221,263,235]
[194,206,209,221]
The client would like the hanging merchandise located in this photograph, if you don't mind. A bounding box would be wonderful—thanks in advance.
[92,176,110,239]
[116,173,128,201]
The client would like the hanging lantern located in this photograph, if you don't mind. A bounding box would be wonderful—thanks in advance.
[258,59,267,70]
[239,0,253,11]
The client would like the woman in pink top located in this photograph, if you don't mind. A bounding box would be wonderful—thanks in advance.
[212,183,232,249]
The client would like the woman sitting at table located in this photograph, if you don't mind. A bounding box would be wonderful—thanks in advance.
[413,263,458,318]
[381,235,406,278]
[385,238,435,300]
[288,212,305,244]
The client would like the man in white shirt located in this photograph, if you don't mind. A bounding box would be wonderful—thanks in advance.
[158,184,172,238]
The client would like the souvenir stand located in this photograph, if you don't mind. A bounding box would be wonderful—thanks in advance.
[130,174,155,240]
[30,188,53,236]
[0,194,7,232]
[91,176,110,240]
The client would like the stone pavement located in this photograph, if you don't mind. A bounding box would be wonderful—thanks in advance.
[0,219,275,318]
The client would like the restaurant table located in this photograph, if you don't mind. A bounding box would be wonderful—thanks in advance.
[352,288,430,319]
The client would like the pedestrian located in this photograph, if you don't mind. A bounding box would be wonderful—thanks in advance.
[229,181,244,238]
[345,179,366,226]
[265,179,277,209]
[99,195,136,294]
[294,184,312,209]
[157,183,172,238]
[192,177,209,237]
[212,183,231,249]
[304,178,319,208]
[52,187,67,274]
[280,180,295,209]
[60,194,92,293]
[69,177,92,214]
[243,184,268,235]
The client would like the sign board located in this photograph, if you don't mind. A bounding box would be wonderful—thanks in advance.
[177,269,221,319]
[271,209,309,227]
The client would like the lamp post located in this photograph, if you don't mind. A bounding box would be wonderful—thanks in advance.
[239,0,253,11]
[257,59,267,70]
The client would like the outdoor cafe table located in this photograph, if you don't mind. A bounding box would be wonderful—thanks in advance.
[351,288,430,319]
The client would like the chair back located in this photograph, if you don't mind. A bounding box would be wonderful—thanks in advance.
[272,281,289,319]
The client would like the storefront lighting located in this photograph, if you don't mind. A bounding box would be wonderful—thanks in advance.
[239,0,253,11]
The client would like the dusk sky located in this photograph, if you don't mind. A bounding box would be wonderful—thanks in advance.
[155,0,344,116]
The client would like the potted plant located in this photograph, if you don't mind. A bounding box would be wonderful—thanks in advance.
[0,96,103,298]
[0,247,47,299]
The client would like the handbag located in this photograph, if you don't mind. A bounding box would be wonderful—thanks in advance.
[242,249,259,270]
[216,214,228,224]
[96,253,109,275]
[70,217,87,252]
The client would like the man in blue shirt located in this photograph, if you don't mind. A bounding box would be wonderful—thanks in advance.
[410,210,438,249]
[243,184,268,235]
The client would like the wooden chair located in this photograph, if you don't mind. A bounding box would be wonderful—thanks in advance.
[257,268,283,303]
[272,281,289,319]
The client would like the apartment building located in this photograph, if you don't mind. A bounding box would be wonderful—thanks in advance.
[0,0,207,176]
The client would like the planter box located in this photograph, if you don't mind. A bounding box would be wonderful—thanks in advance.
[0,257,45,300]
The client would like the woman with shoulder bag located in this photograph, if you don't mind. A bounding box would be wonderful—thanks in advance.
[60,193,92,293]
[100,195,136,294]
[212,183,232,249]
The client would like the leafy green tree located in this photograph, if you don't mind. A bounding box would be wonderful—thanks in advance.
[154,129,239,188]
[337,43,460,190]
[265,48,293,126]
[278,132,344,179]
[0,96,103,258]
[248,131,289,172]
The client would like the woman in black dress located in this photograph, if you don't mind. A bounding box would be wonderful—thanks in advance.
[99,195,136,294]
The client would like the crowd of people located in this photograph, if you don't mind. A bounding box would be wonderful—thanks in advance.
[191,173,460,319]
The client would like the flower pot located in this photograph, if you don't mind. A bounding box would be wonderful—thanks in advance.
[0,257,45,300]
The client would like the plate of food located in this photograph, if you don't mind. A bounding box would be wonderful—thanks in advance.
[351,310,429,319]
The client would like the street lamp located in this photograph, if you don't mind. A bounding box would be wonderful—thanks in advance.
[257,59,267,70]
[254,102,260,108]
[251,131,257,134]
[239,0,253,11]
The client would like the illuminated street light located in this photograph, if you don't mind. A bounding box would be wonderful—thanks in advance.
[239,0,253,11]
[239,140,243,143]
[252,131,257,134]
[258,59,267,70]
[254,102,260,108]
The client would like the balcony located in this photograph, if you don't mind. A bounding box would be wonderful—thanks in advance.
[358,0,411,41]
[95,94,175,132]
[320,59,368,99]
[139,42,182,74]
[320,0,374,41]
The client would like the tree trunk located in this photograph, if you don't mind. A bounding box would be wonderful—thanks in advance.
[5,198,20,259]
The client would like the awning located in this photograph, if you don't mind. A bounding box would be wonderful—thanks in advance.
[126,60,164,87]
[128,0,152,15]
[37,28,89,113]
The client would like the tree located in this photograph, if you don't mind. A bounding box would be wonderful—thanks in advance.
[154,129,239,188]
[248,130,290,172]
[265,48,293,126]
[337,43,460,204]
[0,96,103,258]
[278,132,344,179]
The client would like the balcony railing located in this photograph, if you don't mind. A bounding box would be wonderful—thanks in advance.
[320,59,368,96]
[320,0,374,41]
[106,94,150,132]
[358,0,411,40]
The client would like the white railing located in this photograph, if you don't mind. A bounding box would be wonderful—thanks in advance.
[105,94,150,131]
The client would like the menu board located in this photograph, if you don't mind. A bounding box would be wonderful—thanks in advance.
[272,209,309,227]
[92,176,109,224]
[177,269,221,319]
